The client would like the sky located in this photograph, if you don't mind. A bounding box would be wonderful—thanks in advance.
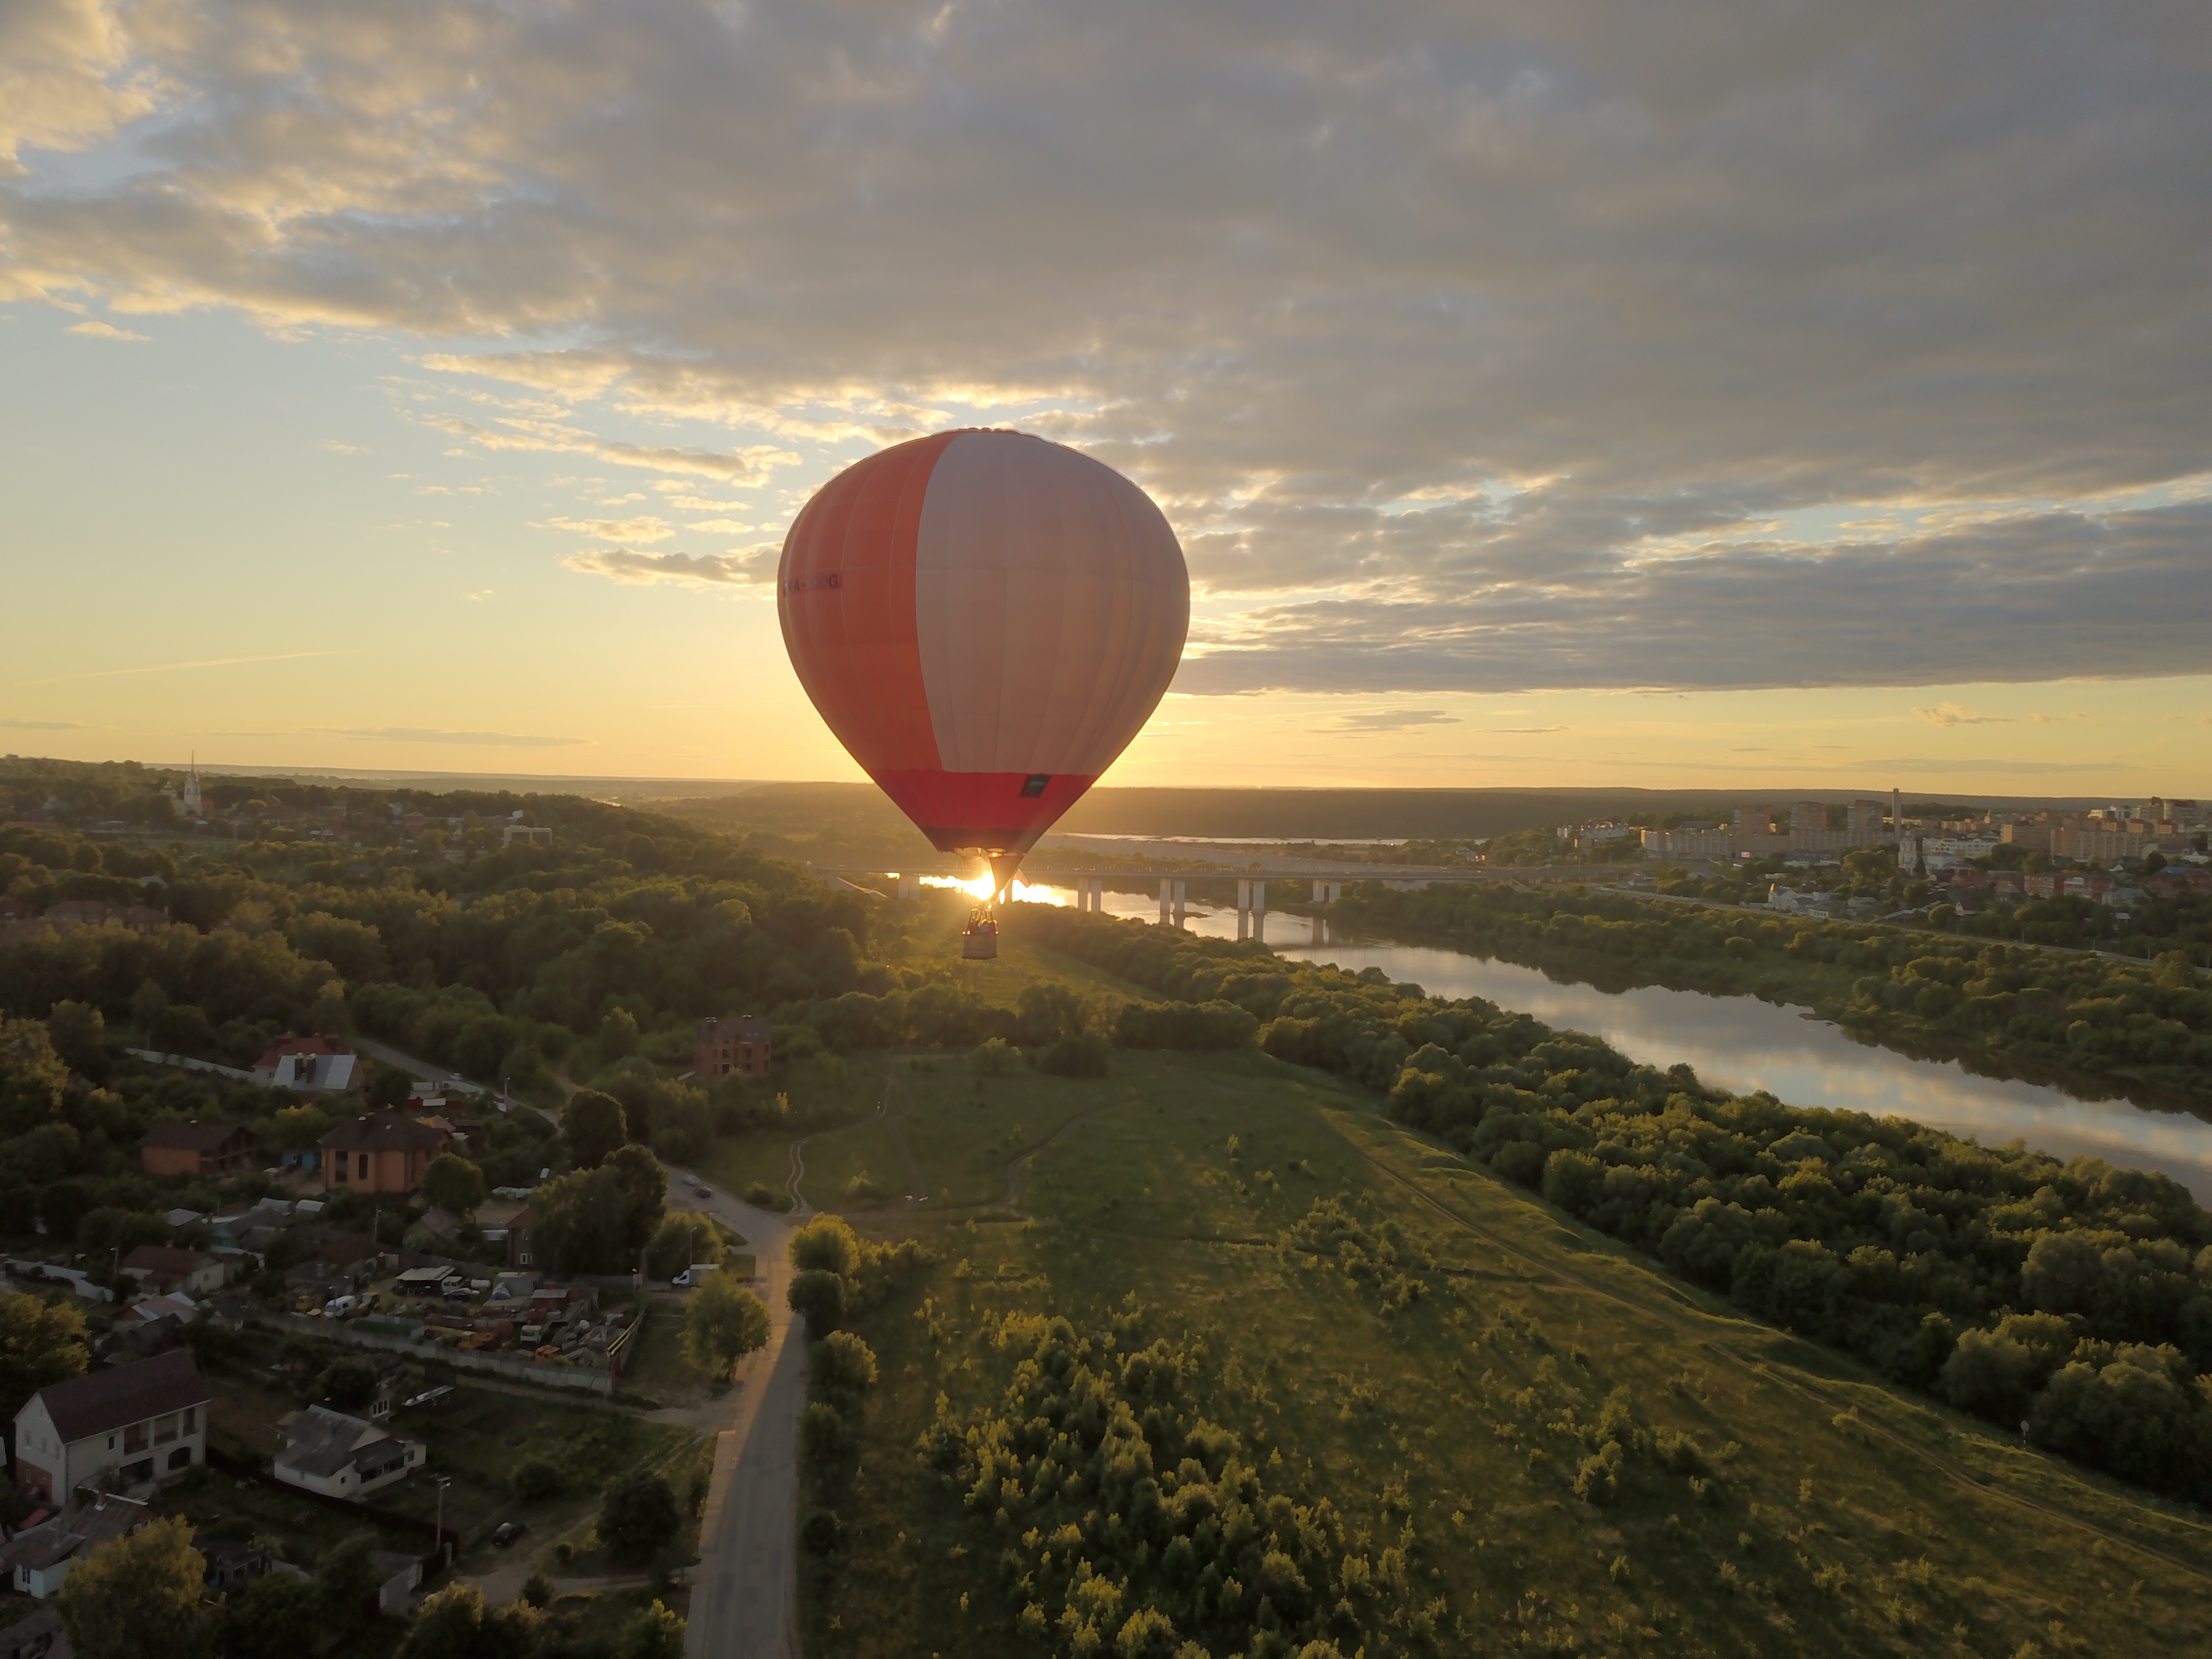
[2,0,2208,796]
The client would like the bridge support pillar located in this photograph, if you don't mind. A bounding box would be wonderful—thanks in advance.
[899,873,920,902]
[1159,878,1173,925]
[1311,912,1324,946]
[1172,879,1186,926]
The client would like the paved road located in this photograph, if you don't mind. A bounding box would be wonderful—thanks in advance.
[672,1175,805,1659]
[357,1036,811,1655]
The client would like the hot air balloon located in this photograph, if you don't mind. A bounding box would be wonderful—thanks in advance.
[778,429,1189,956]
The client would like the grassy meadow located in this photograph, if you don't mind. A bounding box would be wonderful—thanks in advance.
[799,1046,2212,1658]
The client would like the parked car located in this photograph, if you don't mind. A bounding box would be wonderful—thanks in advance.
[492,1522,526,1548]
[690,1183,712,1199]
[323,1295,357,1318]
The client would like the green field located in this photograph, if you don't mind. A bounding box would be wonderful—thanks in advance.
[802,1048,2212,1658]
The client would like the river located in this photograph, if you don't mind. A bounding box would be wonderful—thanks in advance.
[1011,880,2212,1201]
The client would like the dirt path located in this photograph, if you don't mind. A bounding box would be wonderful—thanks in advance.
[995,1100,1123,1215]
[781,1065,927,1214]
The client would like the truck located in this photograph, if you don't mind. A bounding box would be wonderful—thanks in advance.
[671,1263,719,1289]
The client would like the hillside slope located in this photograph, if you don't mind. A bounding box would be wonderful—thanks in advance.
[802,1050,2212,1658]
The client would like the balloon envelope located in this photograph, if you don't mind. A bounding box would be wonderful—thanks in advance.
[778,429,1188,863]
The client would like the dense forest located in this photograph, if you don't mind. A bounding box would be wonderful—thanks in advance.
[0,758,896,1272]
[1004,907,2212,1505]
[1338,882,2212,1105]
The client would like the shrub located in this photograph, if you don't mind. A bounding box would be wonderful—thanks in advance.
[597,1468,680,1562]
[512,1456,564,1501]
[1039,1031,1110,1077]
[969,1037,1018,1077]
[800,1510,845,1553]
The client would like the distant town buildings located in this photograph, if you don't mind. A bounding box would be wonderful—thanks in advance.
[695,1015,773,1080]
[137,1119,257,1179]
[319,1110,451,1196]
[252,1035,361,1093]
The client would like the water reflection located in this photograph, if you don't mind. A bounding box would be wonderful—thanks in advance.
[1011,886,2212,1200]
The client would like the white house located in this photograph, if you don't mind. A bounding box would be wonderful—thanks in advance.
[272,1406,424,1498]
[11,1349,208,1504]
[0,1494,150,1598]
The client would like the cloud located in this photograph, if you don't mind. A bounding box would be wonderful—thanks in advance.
[324,727,584,748]
[1170,498,2212,693]
[560,546,774,588]
[1913,702,2011,728]
[1315,708,1460,733]
[536,514,677,544]
[6,2,2212,691]
[0,0,161,175]
[64,318,143,340]
[0,715,86,728]
[429,414,795,483]
[13,650,339,686]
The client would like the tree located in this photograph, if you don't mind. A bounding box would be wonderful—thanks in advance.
[787,1213,862,1277]
[397,1583,542,1659]
[619,1602,686,1659]
[421,1154,488,1219]
[787,1269,847,1334]
[319,1358,379,1411]
[682,1273,770,1380]
[799,1400,844,1463]
[606,1143,669,1240]
[815,1331,878,1395]
[316,1530,382,1613]
[366,1065,414,1109]
[45,1001,105,1076]
[597,1468,680,1562]
[651,1087,714,1167]
[58,1516,206,1659]
[530,1145,662,1273]
[562,1089,627,1170]
[0,1017,70,1135]
[599,1008,640,1062]
[0,1287,89,1423]
[222,1570,327,1659]
[646,1211,720,1280]
[969,1036,1017,1077]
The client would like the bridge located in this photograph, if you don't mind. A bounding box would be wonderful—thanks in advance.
[802,861,1561,940]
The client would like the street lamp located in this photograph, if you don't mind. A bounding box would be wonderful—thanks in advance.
[432,1474,453,1568]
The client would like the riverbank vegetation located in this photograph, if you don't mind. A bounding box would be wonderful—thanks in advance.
[1337,882,2212,1107]
[807,1047,2212,1658]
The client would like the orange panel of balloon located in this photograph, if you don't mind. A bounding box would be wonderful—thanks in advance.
[777,429,1190,899]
